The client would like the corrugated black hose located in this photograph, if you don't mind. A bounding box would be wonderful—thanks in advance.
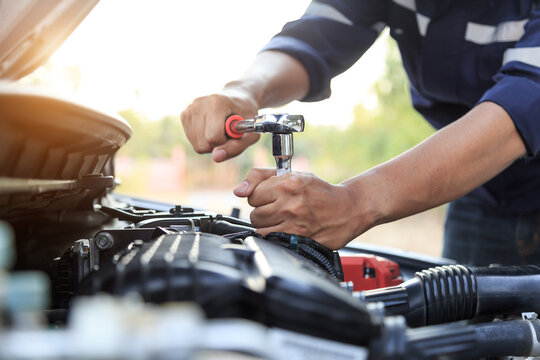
[264,232,344,282]
[360,264,540,327]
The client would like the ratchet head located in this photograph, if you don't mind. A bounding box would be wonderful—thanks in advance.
[224,113,305,176]
[226,113,304,138]
[253,114,304,134]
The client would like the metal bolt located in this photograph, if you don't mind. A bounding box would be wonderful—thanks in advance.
[170,205,182,217]
[339,281,354,292]
[133,239,144,247]
[95,232,114,250]
[170,205,194,217]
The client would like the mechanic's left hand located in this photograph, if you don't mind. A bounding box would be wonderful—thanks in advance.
[233,168,363,250]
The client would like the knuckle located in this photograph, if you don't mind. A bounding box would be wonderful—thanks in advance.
[180,109,191,124]
[247,195,257,207]
[249,211,259,226]
[192,95,207,105]
[205,129,224,146]
[246,167,260,180]
[208,94,228,109]
[280,175,303,193]
[283,201,304,218]
[193,141,210,154]
[292,173,304,184]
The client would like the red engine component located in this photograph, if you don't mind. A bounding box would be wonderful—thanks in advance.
[341,254,402,291]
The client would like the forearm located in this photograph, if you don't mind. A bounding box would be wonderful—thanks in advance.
[344,101,527,232]
[221,50,310,109]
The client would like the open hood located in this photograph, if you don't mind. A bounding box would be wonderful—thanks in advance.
[0,0,99,80]
[0,0,133,220]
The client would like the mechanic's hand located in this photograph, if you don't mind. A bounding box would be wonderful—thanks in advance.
[180,92,260,162]
[233,168,363,250]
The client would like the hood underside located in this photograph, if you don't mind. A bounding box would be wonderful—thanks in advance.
[0,0,98,80]
[0,84,132,219]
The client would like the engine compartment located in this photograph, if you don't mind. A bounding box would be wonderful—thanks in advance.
[3,194,540,360]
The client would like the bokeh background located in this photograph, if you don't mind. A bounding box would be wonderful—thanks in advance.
[18,0,445,257]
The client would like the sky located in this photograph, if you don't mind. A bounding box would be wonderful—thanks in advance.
[24,0,387,128]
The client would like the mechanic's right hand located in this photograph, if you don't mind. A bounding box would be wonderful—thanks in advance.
[180,93,260,162]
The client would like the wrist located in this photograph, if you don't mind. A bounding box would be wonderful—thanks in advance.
[222,79,263,110]
[339,168,390,236]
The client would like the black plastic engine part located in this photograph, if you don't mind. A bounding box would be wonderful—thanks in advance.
[77,232,379,345]
[360,264,540,327]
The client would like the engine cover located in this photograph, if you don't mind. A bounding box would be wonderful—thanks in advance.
[78,232,379,346]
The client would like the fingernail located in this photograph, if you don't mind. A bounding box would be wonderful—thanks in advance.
[234,180,249,194]
[212,149,227,162]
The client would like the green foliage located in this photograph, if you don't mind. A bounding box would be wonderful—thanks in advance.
[118,110,189,158]
[296,37,435,183]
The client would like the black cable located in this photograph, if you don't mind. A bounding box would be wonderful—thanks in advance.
[299,244,343,281]
[264,232,344,282]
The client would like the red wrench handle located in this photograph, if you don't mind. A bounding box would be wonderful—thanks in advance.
[225,115,244,139]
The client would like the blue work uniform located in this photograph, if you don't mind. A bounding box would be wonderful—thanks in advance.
[262,0,540,265]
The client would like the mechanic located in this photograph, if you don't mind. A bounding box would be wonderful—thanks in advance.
[181,0,540,266]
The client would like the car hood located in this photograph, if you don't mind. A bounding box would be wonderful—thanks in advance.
[0,0,98,80]
[0,0,133,220]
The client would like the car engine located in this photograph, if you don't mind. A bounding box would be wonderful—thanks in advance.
[3,188,540,359]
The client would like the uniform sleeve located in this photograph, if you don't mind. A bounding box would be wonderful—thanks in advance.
[479,4,540,158]
[261,0,388,102]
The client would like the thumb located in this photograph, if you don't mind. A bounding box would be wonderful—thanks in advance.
[212,133,260,162]
[233,168,275,197]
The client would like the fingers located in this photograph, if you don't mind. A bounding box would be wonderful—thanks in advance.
[180,95,227,154]
[253,224,285,238]
[233,168,275,198]
[212,133,260,162]
[233,169,360,250]
[180,93,259,159]
[234,171,304,233]
[250,202,286,228]
[249,193,306,231]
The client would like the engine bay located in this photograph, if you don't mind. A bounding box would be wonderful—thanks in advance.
[2,192,540,360]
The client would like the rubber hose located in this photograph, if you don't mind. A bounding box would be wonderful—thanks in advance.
[473,265,540,316]
[361,265,477,327]
[362,264,540,327]
[403,319,539,360]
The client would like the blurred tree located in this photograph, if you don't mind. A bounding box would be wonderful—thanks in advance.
[118,110,189,158]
